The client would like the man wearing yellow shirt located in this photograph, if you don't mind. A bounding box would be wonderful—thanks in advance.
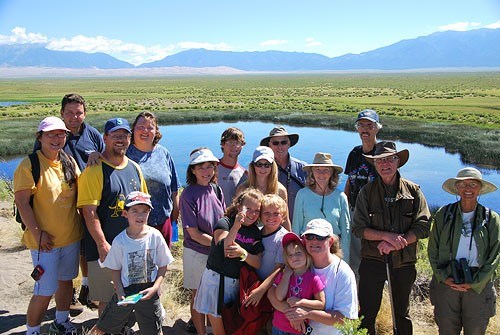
[77,117,147,315]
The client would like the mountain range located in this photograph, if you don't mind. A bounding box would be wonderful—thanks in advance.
[0,28,499,72]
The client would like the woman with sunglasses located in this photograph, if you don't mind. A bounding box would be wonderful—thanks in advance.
[236,146,291,231]
[268,219,358,335]
[428,167,499,335]
[14,117,82,335]
[292,153,351,263]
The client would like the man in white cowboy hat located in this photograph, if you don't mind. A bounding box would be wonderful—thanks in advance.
[344,109,381,281]
[78,117,148,316]
[261,126,306,221]
[428,167,499,335]
[352,141,431,335]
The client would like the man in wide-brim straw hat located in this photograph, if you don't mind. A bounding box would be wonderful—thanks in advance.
[352,141,431,335]
[261,125,306,221]
[292,152,352,263]
[428,167,499,335]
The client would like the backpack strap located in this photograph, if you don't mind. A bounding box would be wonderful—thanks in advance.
[210,183,223,203]
[16,153,40,230]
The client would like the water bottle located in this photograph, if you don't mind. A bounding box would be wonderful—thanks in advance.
[171,220,179,242]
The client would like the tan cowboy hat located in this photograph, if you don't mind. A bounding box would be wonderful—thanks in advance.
[260,126,299,147]
[442,167,498,195]
[304,152,343,174]
[363,141,409,168]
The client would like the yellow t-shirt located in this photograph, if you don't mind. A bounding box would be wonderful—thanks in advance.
[14,151,83,250]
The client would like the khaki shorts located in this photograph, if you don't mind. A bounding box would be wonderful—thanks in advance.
[183,247,208,290]
[88,261,115,303]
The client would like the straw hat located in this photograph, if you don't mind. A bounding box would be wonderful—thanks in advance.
[363,141,409,168]
[442,167,497,195]
[260,126,299,147]
[303,152,343,174]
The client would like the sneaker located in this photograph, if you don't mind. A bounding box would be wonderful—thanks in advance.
[48,318,78,335]
[29,332,47,335]
[120,326,135,335]
[185,319,196,334]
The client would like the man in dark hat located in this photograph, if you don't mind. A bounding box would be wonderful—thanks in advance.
[352,141,430,335]
[261,125,306,221]
[344,109,381,280]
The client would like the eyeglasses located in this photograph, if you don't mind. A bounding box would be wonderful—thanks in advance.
[254,162,272,168]
[108,134,131,141]
[135,126,155,132]
[271,140,289,146]
[304,234,328,241]
[355,122,377,130]
[225,140,243,147]
[44,132,67,138]
[456,180,481,189]
[374,156,399,164]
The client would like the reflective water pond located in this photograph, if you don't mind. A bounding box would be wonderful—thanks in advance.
[1,121,499,212]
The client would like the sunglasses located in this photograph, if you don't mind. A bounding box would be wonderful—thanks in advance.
[271,140,289,146]
[304,234,328,241]
[254,162,272,168]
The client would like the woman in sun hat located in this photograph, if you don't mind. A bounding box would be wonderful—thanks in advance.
[14,116,82,335]
[268,219,358,335]
[236,146,291,230]
[292,152,351,263]
[180,147,226,335]
[428,167,499,335]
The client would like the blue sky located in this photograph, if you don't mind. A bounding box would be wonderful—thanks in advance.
[0,0,499,65]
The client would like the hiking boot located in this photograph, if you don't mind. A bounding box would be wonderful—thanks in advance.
[120,326,135,335]
[48,318,78,335]
[77,285,98,310]
[185,319,196,333]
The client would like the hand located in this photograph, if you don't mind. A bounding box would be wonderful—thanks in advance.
[289,319,306,333]
[35,230,54,251]
[444,277,470,292]
[243,287,264,307]
[97,242,111,262]
[377,240,396,255]
[86,152,102,167]
[139,287,157,300]
[282,266,294,278]
[287,296,301,307]
[384,232,408,250]
[285,306,308,321]
[225,243,245,259]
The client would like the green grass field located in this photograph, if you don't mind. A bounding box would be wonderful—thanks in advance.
[0,73,499,166]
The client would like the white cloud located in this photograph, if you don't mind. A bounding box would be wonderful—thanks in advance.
[259,39,288,47]
[438,21,481,31]
[176,41,232,51]
[304,37,322,48]
[485,20,500,29]
[0,26,238,65]
[0,27,48,44]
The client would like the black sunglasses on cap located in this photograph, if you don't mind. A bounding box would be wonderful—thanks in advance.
[304,234,328,241]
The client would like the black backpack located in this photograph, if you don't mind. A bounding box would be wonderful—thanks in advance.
[14,153,40,230]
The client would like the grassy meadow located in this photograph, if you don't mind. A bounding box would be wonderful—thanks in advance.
[0,73,499,167]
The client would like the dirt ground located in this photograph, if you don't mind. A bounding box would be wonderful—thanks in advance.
[0,201,192,335]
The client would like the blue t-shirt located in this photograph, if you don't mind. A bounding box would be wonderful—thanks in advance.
[34,122,104,171]
[277,155,307,221]
[127,144,180,226]
[257,226,287,280]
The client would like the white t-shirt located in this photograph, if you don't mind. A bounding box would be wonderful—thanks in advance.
[310,255,358,335]
[456,210,479,266]
[103,227,174,287]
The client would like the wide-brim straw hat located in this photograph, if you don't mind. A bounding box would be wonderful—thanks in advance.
[303,152,343,174]
[363,141,409,168]
[260,126,299,147]
[442,167,497,195]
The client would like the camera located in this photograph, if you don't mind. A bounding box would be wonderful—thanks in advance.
[450,258,472,284]
[31,264,45,281]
